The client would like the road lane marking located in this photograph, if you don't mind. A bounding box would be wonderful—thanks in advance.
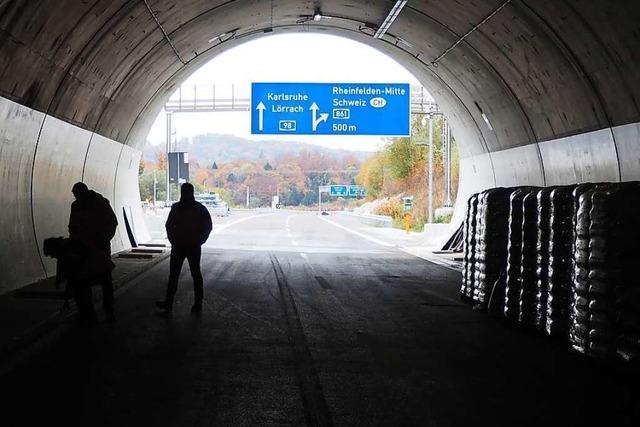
[211,213,276,235]
[269,255,333,425]
[318,216,394,247]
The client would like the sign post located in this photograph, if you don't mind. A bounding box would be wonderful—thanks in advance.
[318,185,330,215]
[402,196,414,234]
[251,83,410,136]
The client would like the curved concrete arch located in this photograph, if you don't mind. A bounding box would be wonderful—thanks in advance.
[1,0,639,293]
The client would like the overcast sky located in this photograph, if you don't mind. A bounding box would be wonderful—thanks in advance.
[147,33,423,152]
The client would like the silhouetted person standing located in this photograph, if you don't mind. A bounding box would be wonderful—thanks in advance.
[156,183,212,313]
[69,182,118,322]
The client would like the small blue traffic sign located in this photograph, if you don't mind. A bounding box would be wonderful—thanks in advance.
[348,185,366,198]
[329,185,348,197]
[252,83,410,136]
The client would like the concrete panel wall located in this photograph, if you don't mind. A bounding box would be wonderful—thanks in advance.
[490,144,545,188]
[115,145,150,248]
[452,155,496,226]
[0,97,46,293]
[0,94,148,295]
[451,125,632,225]
[32,115,92,275]
[83,134,126,253]
[612,123,640,181]
[539,128,620,186]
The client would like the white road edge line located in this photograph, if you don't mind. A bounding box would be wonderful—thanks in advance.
[320,216,461,272]
[318,216,395,247]
[211,213,277,235]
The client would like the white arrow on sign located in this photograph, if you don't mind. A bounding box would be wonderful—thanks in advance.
[256,102,266,131]
[310,102,329,131]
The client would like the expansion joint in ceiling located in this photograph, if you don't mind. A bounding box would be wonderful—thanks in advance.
[141,0,187,65]
[431,0,512,66]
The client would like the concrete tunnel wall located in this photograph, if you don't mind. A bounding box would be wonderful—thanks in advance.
[1,0,640,294]
[0,95,150,293]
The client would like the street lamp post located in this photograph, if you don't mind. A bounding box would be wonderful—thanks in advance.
[445,121,453,207]
[153,169,157,206]
[421,114,434,224]
[165,111,172,203]
[428,114,434,224]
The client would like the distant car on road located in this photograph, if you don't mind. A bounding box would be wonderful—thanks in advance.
[196,192,229,217]
[321,211,330,216]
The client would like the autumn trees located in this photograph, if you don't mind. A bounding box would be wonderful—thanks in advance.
[356,115,459,225]
[139,146,361,207]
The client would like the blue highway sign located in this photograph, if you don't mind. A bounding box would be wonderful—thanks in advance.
[251,82,410,136]
[348,185,366,198]
[329,185,349,197]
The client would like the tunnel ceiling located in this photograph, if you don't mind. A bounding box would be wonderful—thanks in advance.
[0,0,639,156]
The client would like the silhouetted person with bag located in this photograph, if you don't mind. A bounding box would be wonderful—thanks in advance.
[43,237,115,324]
[156,183,212,313]
[68,182,118,322]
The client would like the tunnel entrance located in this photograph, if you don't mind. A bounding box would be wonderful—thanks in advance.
[1,2,640,425]
[138,34,460,252]
[1,0,638,294]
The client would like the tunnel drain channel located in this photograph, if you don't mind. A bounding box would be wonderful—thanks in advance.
[269,254,333,427]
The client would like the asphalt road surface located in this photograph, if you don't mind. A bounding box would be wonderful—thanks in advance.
[1,211,637,426]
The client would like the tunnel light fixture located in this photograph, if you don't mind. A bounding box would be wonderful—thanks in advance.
[474,101,494,131]
[208,32,226,43]
[208,29,238,44]
[482,112,494,131]
[374,0,408,39]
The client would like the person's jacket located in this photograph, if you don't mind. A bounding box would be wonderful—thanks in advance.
[68,190,118,249]
[165,199,212,247]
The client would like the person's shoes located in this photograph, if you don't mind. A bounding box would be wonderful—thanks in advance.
[156,300,172,312]
[191,303,202,313]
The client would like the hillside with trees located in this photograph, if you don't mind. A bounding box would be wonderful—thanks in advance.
[139,120,458,230]
[139,135,366,207]
[356,115,459,228]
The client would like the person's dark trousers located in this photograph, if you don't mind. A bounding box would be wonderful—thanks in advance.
[165,245,203,308]
[72,281,96,322]
[97,242,114,316]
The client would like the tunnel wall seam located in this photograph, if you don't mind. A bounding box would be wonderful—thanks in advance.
[28,106,49,277]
